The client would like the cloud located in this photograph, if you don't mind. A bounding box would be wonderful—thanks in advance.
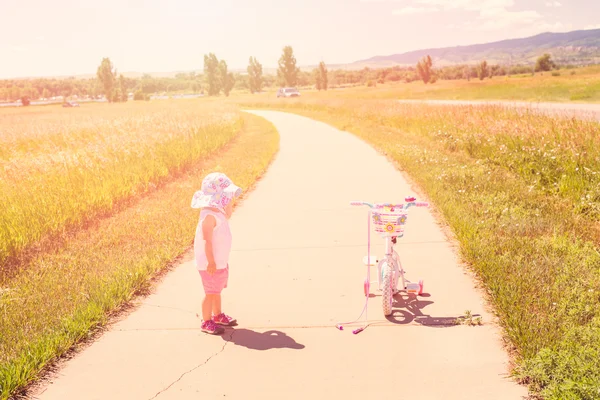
[585,24,600,30]
[36,35,46,41]
[415,0,514,12]
[382,0,565,33]
[11,46,28,53]
[392,6,438,15]
[479,8,542,24]
[413,0,565,32]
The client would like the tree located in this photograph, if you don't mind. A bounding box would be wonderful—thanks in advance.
[297,70,311,86]
[535,53,556,72]
[318,61,328,90]
[119,74,128,102]
[224,73,235,96]
[9,86,22,101]
[247,57,263,93]
[277,46,299,87]
[112,88,122,103]
[134,90,148,101]
[96,57,116,102]
[140,74,157,94]
[313,68,322,90]
[416,55,433,84]
[463,66,471,81]
[204,53,221,96]
[21,85,33,99]
[234,74,248,91]
[20,96,31,106]
[92,82,103,98]
[313,62,328,91]
[219,60,235,97]
[478,60,489,80]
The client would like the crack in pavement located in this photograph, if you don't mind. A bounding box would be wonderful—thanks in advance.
[148,329,235,400]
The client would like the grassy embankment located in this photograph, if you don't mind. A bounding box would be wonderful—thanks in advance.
[0,100,279,399]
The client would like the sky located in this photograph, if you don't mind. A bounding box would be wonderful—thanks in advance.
[1,0,599,79]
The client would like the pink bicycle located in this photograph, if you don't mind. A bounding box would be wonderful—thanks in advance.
[351,197,430,316]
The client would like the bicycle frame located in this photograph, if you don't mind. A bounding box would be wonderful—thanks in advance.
[376,237,403,293]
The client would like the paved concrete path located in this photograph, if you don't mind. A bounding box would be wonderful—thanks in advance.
[398,99,600,121]
[32,111,528,400]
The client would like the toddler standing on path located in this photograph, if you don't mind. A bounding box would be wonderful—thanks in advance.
[191,172,241,335]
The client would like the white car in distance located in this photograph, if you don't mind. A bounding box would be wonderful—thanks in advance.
[276,87,301,98]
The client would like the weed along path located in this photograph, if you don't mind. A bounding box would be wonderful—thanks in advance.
[33,111,527,400]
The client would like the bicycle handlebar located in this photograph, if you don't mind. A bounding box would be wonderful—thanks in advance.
[350,199,429,210]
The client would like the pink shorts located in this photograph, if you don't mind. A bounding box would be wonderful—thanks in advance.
[199,267,229,294]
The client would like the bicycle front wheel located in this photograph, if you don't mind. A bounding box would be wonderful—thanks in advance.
[381,262,394,316]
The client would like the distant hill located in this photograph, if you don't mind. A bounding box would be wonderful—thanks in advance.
[349,29,600,69]
[7,29,600,81]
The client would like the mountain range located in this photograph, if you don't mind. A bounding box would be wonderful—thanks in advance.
[347,28,600,69]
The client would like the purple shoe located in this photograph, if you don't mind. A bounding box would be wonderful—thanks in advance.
[213,313,237,326]
[201,319,225,335]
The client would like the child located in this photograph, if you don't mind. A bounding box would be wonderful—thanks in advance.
[191,172,242,335]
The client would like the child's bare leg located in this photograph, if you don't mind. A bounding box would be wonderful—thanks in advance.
[202,295,213,321]
[212,294,222,316]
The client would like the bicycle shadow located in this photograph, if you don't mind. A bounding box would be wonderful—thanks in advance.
[222,329,305,351]
[381,292,476,327]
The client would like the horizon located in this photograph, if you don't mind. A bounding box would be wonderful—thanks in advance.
[2,0,599,80]
[5,27,599,81]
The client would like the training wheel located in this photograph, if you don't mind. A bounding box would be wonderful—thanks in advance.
[364,279,370,296]
[418,279,424,295]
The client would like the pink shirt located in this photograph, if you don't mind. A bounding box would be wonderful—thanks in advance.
[194,209,232,271]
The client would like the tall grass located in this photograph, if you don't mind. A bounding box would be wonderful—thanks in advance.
[0,101,240,271]
[0,111,279,399]
[238,97,600,399]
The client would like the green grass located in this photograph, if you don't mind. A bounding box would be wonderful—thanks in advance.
[0,112,279,399]
[370,73,600,102]
[235,96,600,399]
[241,65,600,103]
[0,101,242,270]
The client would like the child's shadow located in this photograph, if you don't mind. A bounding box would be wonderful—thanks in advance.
[223,329,305,351]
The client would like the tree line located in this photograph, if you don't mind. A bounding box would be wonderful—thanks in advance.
[198,46,328,98]
[0,48,568,103]
[413,53,561,84]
